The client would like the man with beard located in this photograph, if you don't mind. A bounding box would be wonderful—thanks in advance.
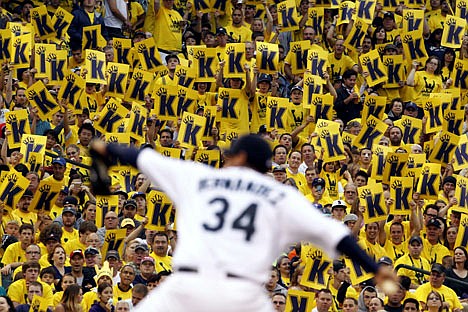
[70,250,96,293]
[225,8,252,43]
[12,190,36,225]
[388,126,403,147]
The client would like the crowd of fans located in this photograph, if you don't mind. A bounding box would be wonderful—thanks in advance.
[0,0,467,311]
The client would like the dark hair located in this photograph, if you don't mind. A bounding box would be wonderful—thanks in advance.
[371,26,386,46]
[22,260,41,273]
[19,223,34,234]
[39,223,63,245]
[251,31,264,41]
[442,48,456,72]
[425,56,442,75]
[40,266,56,278]
[403,298,420,311]
[301,143,315,153]
[133,283,148,296]
[273,144,288,155]
[453,246,468,270]
[79,221,98,235]
[97,282,113,294]
[0,296,16,312]
[78,123,95,137]
[424,204,440,214]
[159,128,173,137]
[147,273,160,284]
[343,69,358,80]
[355,170,369,182]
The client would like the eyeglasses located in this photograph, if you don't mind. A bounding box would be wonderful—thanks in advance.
[345,191,356,194]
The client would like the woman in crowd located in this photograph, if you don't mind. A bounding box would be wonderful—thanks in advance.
[406,57,444,105]
[47,245,71,287]
[55,284,83,312]
[89,283,114,312]
[276,255,291,288]
[53,274,77,306]
[425,291,443,312]
[444,247,468,301]
[0,296,15,312]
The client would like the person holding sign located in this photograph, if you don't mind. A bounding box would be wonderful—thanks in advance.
[406,58,444,107]
[334,69,363,125]
[90,134,396,312]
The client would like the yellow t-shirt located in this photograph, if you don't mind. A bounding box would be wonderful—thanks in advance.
[7,279,53,306]
[250,91,269,133]
[61,228,79,245]
[82,289,98,312]
[394,254,431,286]
[328,53,357,82]
[153,7,183,52]
[64,238,87,256]
[421,239,451,264]
[414,283,462,311]
[286,169,308,195]
[1,242,26,265]
[113,284,132,302]
[129,2,144,27]
[408,71,443,106]
[12,209,37,226]
[359,238,387,262]
[149,252,173,273]
[225,25,253,43]
[383,240,407,263]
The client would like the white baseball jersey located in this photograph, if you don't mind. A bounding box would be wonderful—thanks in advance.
[135,148,350,311]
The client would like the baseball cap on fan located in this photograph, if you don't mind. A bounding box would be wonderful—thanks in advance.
[225,135,273,173]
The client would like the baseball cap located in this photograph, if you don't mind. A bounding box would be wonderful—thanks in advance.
[60,186,69,194]
[443,176,456,185]
[333,260,345,272]
[431,263,445,274]
[124,199,137,209]
[22,189,34,198]
[113,190,128,200]
[216,27,228,36]
[384,12,395,20]
[131,192,146,200]
[383,44,398,51]
[135,244,149,252]
[62,206,76,216]
[133,31,146,39]
[141,256,155,264]
[343,213,358,224]
[70,249,84,259]
[291,85,303,93]
[52,157,66,167]
[409,235,423,245]
[105,250,120,260]
[332,200,347,209]
[427,218,441,229]
[85,247,100,256]
[257,74,272,84]
[272,166,286,173]
[63,196,78,206]
[312,178,326,188]
[404,102,418,111]
[121,218,135,228]
[46,233,60,242]
[225,135,273,173]
[377,256,393,266]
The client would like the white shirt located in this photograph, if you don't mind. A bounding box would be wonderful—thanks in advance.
[136,148,350,284]
[104,0,127,28]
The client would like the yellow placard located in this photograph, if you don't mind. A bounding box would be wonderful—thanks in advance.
[34,44,55,78]
[0,29,11,62]
[0,170,30,212]
[382,55,405,88]
[443,108,465,135]
[85,50,107,85]
[29,294,49,312]
[453,134,468,171]
[361,95,387,121]
[266,96,290,132]
[95,99,129,134]
[402,10,425,36]
[82,24,106,50]
[127,103,148,143]
[344,17,369,51]
[416,163,441,200]
[156,146,183,159]
[217,88,243,125]
[26,81,59,120]
[146,190,173,231]
[20,134,47,163]
[105,133,131,145]
[344,257,374,285]
[10,34,31,69]
[309,94,334,124]
[454,176,468,212]
[113,38,133,65]
[422,98,443,134]
[52,7,74,40]
[307,8,325,35]
[58,73,85,109]
[175,86,198,116]
[441,15,466,49]
[382,152,408,184]
[287,41,310,75]
[46,49,67,86]
[316,119,346,162]
[455,214,468,248]
[338,1,355,25]
[174,65,197,88]
[355,0,376,24]
[152,85,179,121]
[192,47,218,82]
[402,31,428,65]
[177,112,205,149]
[27,152,44,173]
[360,49,388,87]
[95,195,119,228]
[223,43,246,78]
[5,109,31,149]
[195,149,221,168]
[300,252,332,289]
[30,179,62,213]
[125,69,154,104]
[135,37,164,73]
[358,184,387,223]
[285,289,315,312]
[428,131,460,165]
[256,42,279,74]
[353,115,387,149]
[102,229,126,258]
[303,73,324,108]
[307,48,328,78]
[277,0,300,32]
[389,177,413,216]
[394,116,422,144]
[201,106,218,141]
[106,62,130,99]
[30,5,56,39]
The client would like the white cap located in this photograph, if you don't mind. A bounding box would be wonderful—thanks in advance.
[332,200,347,209]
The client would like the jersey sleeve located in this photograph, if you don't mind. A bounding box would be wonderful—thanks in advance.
[277,187,350,260]
[136,148,206,202]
